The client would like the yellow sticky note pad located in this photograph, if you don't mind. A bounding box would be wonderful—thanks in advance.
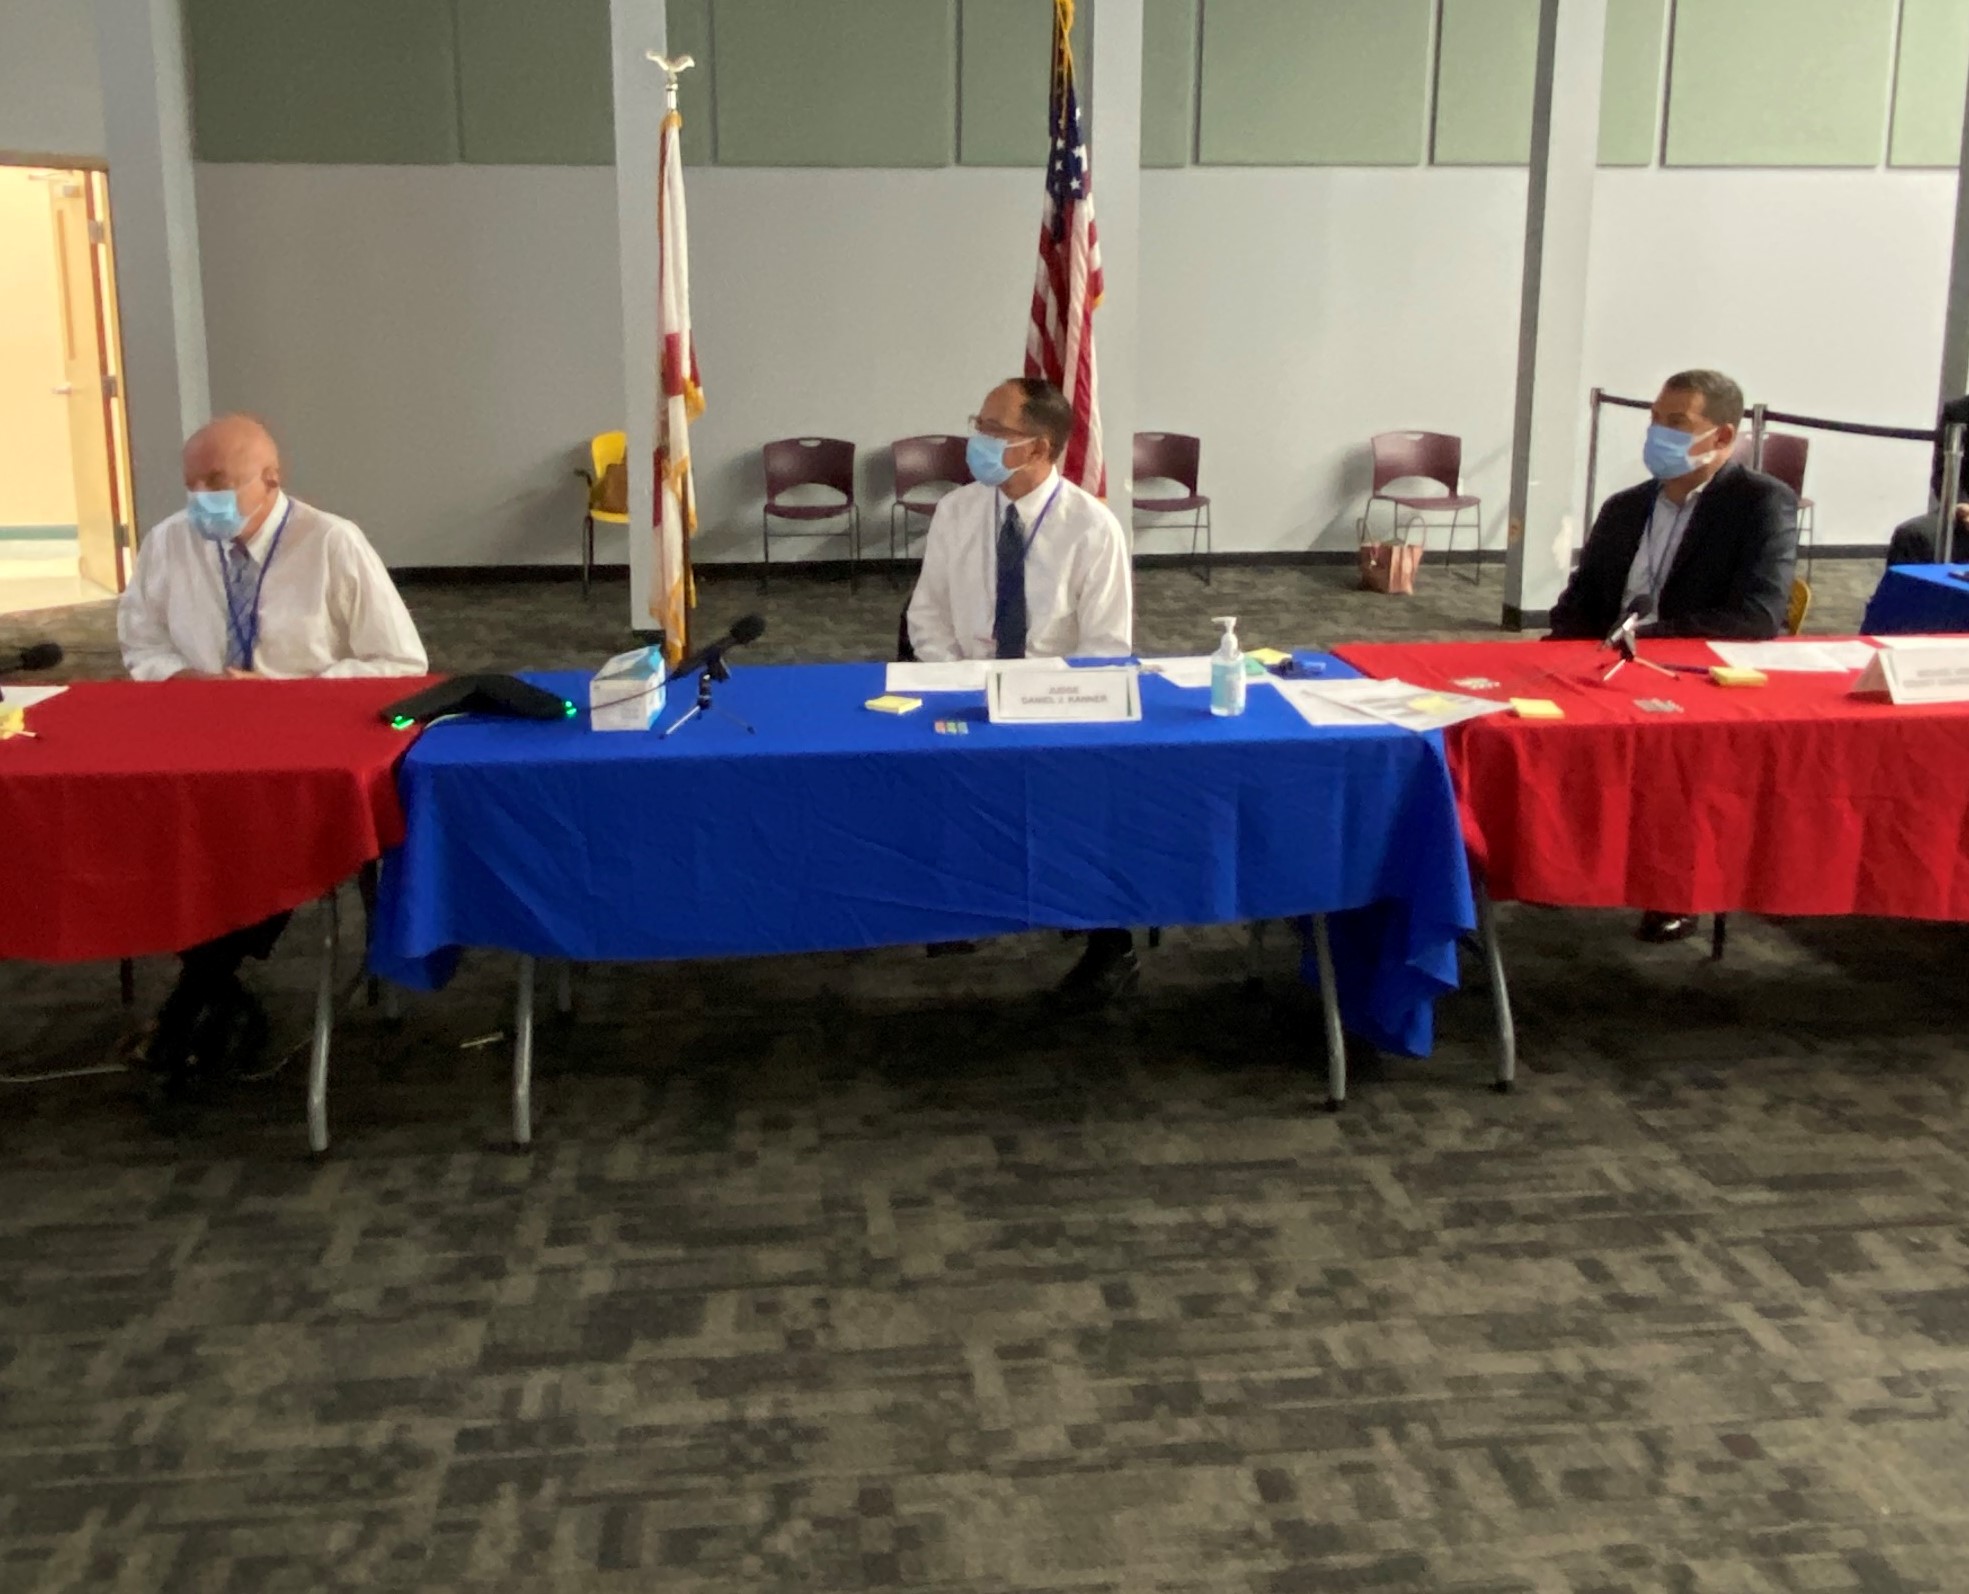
[1248,647,1290,667]
[1709,666,1767,688]
[865,694,922,715]
[1510,698,1564,720]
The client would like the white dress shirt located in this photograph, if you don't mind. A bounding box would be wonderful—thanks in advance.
[905,470,1134,661]
[119,493,428,681]
[1622,481,1706,610]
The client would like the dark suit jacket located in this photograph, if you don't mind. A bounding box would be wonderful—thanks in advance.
[1548,463,1798,642]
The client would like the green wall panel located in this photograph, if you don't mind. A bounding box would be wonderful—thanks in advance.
[1198,0,1431,166]
[455,0,613,165]
[1433,0,1538,165]
[1891,0,1969,167]
[186,0,460,163]
[1598,0,1665,166]
[1665,0,1896,167]
[711,0,956,167]
[958,0,1089,166]
[666,0,716,166]
[1141,0,1197,168]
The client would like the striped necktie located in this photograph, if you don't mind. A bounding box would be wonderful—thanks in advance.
[222,541,257,669]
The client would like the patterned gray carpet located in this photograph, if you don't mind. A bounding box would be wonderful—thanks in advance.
[5,556,1968,1593]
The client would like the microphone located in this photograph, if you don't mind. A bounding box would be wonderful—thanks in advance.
[1602,595,1653,653]
[664,614,766,683]
[0,641,63,674]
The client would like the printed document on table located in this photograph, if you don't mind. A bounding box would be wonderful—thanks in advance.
[1278,678,1505,733]
[0,685,67,710]
[885,658,1063,693]
[1709,640,1877,673]
[1138,657,1281,691]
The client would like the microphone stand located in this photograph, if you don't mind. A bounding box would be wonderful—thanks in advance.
[659,650,755,739]
[1601,632,1677,685]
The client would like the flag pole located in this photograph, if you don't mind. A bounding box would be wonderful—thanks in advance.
[648,52,695,652]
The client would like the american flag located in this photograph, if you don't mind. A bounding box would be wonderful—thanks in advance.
[653,98,702,662]
[1024,0,1104,496]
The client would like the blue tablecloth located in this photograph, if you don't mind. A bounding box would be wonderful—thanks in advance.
[1861,564,1969,635]
[369,660,1475,1054]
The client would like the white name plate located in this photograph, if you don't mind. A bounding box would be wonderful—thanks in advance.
[987,664,1142,724]
[1855,642,1969,705]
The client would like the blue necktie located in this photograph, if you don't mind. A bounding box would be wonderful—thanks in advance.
[222,542,256,668]
[994,503,1027,660]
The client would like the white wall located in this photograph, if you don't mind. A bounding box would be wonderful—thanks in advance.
[1582,168,1955,541]
[196,165,624,564]
[0,0,106,159]
[187,160,1962,567]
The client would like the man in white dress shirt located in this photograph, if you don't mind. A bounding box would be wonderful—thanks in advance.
[119,414,427,1094]
[906,378,1140,1006]
[120,414,426,681]
[906,377,1132,664]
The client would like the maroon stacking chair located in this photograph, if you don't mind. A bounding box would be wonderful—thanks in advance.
[889,435,972,586]
[1131,431,1213,584]
[1366,431,1484,583]
[761,437,860,592]
[1732,432,1817,578]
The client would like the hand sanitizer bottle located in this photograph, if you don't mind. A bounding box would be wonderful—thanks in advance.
[1210,615,1246,717]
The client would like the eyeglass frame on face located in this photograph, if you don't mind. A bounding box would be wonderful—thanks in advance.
[967,414,1044,443]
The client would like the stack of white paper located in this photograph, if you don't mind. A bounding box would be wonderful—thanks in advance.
[1709,640,1878,673]
[1276,678,1506,733]
[885,657,1063,693]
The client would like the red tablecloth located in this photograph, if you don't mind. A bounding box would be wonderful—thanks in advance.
[1,678,429,963]
[1334,639,1969,919]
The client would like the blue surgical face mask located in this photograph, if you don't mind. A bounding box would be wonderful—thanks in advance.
[966,431,1017,489]
[187,488,246,543]
[1642,424,1719,483]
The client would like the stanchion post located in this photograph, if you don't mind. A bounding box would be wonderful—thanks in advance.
[1941,423,1966,566]
[1582,388,1602,538]
[1749,402,1768,471]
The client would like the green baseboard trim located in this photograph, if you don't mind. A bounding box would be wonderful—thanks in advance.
[0,525,79,542]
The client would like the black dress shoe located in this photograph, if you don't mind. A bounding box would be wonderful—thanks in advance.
[1636,911,1699,944]
[187,976,271,1080]
[1056,945,1141,1011]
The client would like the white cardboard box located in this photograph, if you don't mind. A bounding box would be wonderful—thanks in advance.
[589,646,668,731]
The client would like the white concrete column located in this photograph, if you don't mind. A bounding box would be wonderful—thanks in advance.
[1084,0,1143,508]
[1501,0,1607,628]
[612,0,666,635]
[95,0,209,537]
[1936,59,1969,411]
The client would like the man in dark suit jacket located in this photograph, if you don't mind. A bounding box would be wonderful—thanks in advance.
[1886,392,1969,565]
[1549,369,1799,944]
[1550,370,1798,643]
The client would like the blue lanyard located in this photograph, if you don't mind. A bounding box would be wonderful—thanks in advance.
[1001,482,1064,564]
[218,499,293,670]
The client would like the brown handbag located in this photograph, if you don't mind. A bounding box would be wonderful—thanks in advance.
[1358,538,1423,595]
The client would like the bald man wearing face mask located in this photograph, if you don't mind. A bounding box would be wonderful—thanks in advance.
[117,416,426,1096]
[118,414,426,681]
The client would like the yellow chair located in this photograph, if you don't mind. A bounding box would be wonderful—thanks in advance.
[576,430,630,600]
[1786,577,1812,636]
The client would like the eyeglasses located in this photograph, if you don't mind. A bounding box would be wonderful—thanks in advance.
[967,415,1041,442]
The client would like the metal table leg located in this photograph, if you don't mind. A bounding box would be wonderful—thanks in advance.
[1310,913,1347,1111]
[306,893,340,1154]
[513,954,535,1148]
[1475,883,1517,1093]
